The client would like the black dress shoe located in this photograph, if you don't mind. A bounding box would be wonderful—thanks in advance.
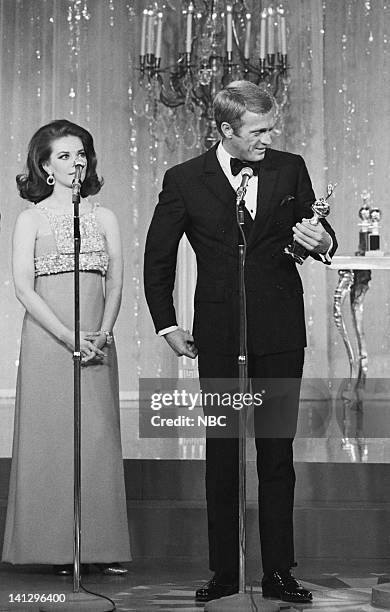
[195,575,238,602]
[95,562,128,576]
[262,569,313,603]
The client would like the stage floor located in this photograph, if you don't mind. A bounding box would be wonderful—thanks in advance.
[0,560,389,611]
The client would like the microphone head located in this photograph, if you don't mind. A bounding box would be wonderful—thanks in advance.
[74,155,87,169]
[241,167,254,178]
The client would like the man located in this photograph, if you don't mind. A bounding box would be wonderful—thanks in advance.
[144,81,337,603]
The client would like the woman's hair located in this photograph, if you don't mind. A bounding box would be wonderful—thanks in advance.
[213,80,276,137]
[16,119,104,203]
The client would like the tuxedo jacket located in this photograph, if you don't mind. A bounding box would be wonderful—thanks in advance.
[144,144,337,356]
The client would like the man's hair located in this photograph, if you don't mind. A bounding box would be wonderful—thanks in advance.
[213,81,276,137]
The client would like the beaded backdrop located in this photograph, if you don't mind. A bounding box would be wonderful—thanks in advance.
[324,0,390,379]
[0,0,389,458]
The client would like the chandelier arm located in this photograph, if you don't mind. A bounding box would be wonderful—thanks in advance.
[159,89,186,108]
[157,61,190,73]
[243,61,264,79]
[190,85,210,112]
[152,71,185,108]
[270,70,283,98]
[272,71,281,98]
[169,72,189,98]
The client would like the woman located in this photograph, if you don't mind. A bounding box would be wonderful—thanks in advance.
[2,119,131,575]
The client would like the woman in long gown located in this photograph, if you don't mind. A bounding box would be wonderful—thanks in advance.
[2,119,131,575]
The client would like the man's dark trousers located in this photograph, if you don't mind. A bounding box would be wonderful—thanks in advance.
[198,348,304,582]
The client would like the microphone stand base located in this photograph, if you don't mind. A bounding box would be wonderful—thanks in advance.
[205,592,281,611]
[372,582,390,608]
[39,591,114,612]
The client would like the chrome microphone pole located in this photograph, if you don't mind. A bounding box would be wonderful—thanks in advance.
[236,180,249,597]
[72,159,84,595]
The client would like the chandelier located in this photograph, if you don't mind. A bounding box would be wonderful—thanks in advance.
[133,1,290,151]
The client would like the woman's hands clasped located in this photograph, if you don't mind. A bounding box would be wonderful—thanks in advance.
[81,331,109,365]
[64,330,108,365]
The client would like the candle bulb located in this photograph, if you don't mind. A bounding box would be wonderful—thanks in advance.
[186,2,194,55]
[276,10,282,54]
[267,7,274,55]
[244,12,251,59]
[226,5,233,54]
[155,12,163,59]
[259,9,267,59]
[147,9,155,56]
[280,12,287,55]
[140,8,148,57]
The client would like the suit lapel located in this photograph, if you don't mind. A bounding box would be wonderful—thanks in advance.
[201,143,236,212]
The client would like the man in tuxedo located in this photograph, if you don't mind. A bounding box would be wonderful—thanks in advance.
[144,81,337,604]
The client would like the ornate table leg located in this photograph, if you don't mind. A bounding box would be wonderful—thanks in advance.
[333,269,371,462]
[333,269,355,379]
[333,270,359,458]
[350,269,371,386]
[349,270,371,460]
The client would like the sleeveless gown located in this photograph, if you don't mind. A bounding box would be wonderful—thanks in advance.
[2,204,131,564]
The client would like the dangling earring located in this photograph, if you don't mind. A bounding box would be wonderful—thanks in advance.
[46,173,55,186]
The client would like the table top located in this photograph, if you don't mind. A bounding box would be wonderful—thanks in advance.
[329,255,390,270]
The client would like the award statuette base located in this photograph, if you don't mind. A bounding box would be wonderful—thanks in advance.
[356,230,370,256]
[284,240,309,265]
[205,593,281,611]
[366,232,384,256]
[39,591,114,611]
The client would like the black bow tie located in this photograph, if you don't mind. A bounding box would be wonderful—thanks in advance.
[230,158,261,176]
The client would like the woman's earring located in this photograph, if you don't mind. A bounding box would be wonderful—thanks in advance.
[46,173,55,186]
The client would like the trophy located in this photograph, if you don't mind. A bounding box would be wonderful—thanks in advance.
[284,183,336,265]
[366,207,383,255]
[355,190,371,255]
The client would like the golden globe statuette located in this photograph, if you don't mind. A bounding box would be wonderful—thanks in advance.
[284,183,336,265]
[366,207,383,256]
[356,190,372,256]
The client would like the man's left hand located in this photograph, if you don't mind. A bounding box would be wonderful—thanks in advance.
[292,219,332,255]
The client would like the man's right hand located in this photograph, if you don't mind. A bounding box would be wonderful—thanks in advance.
[164,328,198,359]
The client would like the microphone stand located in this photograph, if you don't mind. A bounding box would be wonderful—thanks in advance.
[40,165,113,612]
[236,192,249,596]
[205,187,279,612]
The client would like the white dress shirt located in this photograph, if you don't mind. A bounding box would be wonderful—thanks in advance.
[216,141,259,219]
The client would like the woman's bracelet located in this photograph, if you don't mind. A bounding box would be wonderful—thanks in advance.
[99,329,113,345]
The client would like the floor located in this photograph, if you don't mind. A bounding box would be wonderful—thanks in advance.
[1,560,390,611]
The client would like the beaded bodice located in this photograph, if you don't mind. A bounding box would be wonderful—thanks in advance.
[34,203,109,277]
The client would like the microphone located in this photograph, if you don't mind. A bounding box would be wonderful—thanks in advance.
[72,155,87,202]
[236,166,254,202]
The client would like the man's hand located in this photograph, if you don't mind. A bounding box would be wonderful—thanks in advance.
[164,328,198,359]
[292,219,332,255]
